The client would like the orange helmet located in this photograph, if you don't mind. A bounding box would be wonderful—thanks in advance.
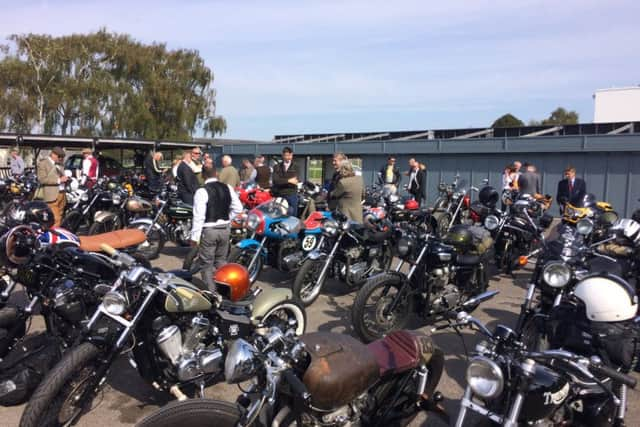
[214,263,251,302]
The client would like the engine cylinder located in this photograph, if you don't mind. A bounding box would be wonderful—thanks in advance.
[156,325,182,365]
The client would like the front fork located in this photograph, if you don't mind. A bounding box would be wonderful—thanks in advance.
[247,236,267,271]
[316,234,343,286]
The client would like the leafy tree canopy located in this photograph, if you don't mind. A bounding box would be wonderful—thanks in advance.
[0,29,225,140]
[491,113,524,128]
[528,107,580,126]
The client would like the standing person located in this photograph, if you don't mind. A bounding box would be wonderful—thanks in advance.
[512,160,522,189]
[517,163,541,196]
[144,151,164,192]
[502,164,517,190]
[176,150,199,205]
[239,158,257,186]
[379,156,400,193]
[9,148,25,177]
[37,147,68,227]
[81,148,99,188]
[328,160,364,223]
[190,165,243,291]
[328,152,347,193]
[254,155,271,189]
[407,158,426,205]
[190,147,204,184]
[218,155,241,188]
[271,147,299,216]
[556,166,586,213]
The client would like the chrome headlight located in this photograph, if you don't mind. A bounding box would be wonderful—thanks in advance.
[323,220,338,236]
[102,291,127,316]
[484,215,500,231]
[466,356,504,399]
[576,218,593,236]
[224,339,259,384]
[80,192,89,202]
[542,261,571,288]
[112,194,122,205]
[246,213,261,231]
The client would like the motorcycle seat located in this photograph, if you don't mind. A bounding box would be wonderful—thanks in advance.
[79,229,147,252]
[367,330,423,376]
[456,254,481,266]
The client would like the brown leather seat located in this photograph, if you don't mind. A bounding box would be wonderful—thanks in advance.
[367,330,423,377]
[79,229,147,252]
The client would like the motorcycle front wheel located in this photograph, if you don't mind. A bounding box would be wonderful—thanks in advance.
[260,299,307,336]
[352,274,414,343]
[228,247,263,284]
[134,224,166,260]
[292,258,326,306]
[137,399,240,427]
[19,342,102,427]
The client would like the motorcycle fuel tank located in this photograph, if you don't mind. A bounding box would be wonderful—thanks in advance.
[164,277,212,313]
[168,203,193,220]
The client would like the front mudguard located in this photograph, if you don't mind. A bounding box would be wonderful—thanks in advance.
[236,238,267,258]
[250,288,303,333]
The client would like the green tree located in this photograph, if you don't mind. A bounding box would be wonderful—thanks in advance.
[541,107,579,125]
[491,113,524,128]
[0,30,225,140]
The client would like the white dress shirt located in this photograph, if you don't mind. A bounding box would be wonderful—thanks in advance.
[81,156,99,184]
[191,177,243,242]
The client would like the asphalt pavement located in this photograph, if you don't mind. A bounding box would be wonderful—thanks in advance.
[2,244,639,426]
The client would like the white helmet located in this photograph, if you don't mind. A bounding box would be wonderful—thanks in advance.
[272,197,289,216]
[573,275,638,322]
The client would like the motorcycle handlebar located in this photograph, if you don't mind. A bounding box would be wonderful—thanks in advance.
[590,364,637,389]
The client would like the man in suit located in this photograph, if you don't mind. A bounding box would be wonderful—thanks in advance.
[176,150,199,205]
[218,155,241,188]
[329,160,364,223]
[407,158,426,205]
[517,163,541,196]
[37,147,68,227]
[271,147,299,216]
[144,151,164,192]
[557,166,586,213]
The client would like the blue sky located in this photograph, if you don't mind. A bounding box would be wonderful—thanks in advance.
[1,0,639,140]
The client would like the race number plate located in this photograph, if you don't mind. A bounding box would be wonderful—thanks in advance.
[301,235,317,251]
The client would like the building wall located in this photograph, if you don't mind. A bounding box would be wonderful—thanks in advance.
[594,87,640,123]
[222,134,640,217]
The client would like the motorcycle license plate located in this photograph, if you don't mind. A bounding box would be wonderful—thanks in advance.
[302,235,317,251]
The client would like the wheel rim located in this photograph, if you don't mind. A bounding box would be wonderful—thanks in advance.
[360,284,407,339]
[57,365,96,426]
[262,303,305,335]
[298,261,325,304]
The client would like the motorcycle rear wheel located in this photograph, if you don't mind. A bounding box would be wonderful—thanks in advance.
[292,258,326,306]
[228,247,263,284]
[352,274,414,343]
[137,399,240,427]
[134,224,165,260]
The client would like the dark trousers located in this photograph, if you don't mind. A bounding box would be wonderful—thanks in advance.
[198,226,231,291]
[283,194,298,216]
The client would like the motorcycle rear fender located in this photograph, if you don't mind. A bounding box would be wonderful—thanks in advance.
[250,287,294,324]
[93,210,117,223]
[129,218,167,238]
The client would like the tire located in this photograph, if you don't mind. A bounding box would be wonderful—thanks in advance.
[520,314,550,352]
[292,258,326,306]
[134,223,165,260]
[137,399,240,427]
[19,342,102,427]
[432,212,451,237]
[228,247,263,284]
[352,274,414,343]
[60,210,83,234]
[87,220,112,235]
[260,299,307,336]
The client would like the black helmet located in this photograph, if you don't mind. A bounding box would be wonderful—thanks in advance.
[0,225,37,266]
[22,201,55,229]
[478,186,499,208]
[444,225,474,249]
[632,209,640,224]
[576,193,597,208]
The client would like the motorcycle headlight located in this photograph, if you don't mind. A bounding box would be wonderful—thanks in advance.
[396,237,412,257]
[323,220,338,236]
[246,213,261,231]
[542,261,571,288]
[112,194,122,205]
[102,291,127,316]
[576,218,593,236]
[466,356,504,400]
[80,192,89,202]
[484,215,500,231]
[224,338,259,384]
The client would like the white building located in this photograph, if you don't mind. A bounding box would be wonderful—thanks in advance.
[593,86,640,123]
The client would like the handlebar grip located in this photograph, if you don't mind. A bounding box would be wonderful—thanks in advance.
[100,243,117,256]
[591,364,637,389]
[283,369,311,403]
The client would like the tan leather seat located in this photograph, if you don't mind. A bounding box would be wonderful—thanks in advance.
[79,229,147,252]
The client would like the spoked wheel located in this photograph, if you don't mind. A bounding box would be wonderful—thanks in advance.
[292,258,326,306]
[228,247,263,284]
[260,300,307,335]
[352,274,414,343]
[433,212,451,237]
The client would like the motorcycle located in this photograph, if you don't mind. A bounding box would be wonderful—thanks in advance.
[19,250,306,427]
[293,211,393,306]
[435,298,638,427]
[87,181,153,235]
[237,184,272,210]
[136,325,446,427]
[431,175,481,236]
[228,199,305,284]
[352,221,493,343]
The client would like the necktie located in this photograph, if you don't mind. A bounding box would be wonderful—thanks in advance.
[569,180,573,194]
